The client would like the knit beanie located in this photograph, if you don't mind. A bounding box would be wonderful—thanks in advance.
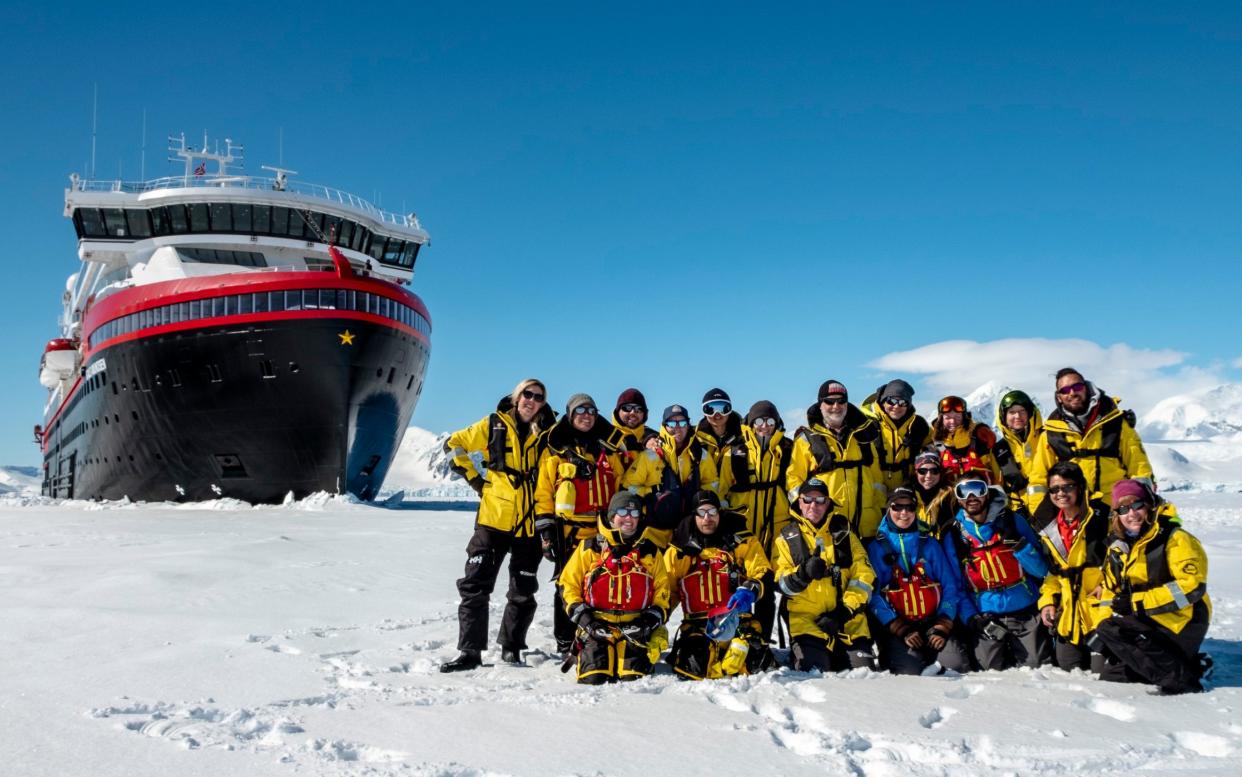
[1111,479,1151,505]
[565,393,596,416]
[818,380,848,401]
[615,388,647,414]
[879,379,915,404]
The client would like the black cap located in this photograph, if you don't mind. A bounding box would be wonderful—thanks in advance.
[798,478,830,497]
[693,490,721,509]
[887,486,917,506]
[818,380,848,401]
[702,387,731,404]
[607,491,642,516]
[662,404,689,423]
[745,400,782,427]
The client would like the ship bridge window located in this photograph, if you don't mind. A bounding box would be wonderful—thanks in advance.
[270,206,289,235]
[383,239,405,266]
[232,204,252,233]
[180,247,267,267]
[167,204,189,234]
[103,208,128,237]
[209,203,232,232]
[77,208,107,238]
[402,242,420,268]
[366,235,387,262]
[336,220,354,248]
[286,210,305,239]
[188,203,210,232]
[125,209,152,238]
[150,206,170,236]
[252,204,271,233]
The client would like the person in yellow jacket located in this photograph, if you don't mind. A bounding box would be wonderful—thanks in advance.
[643,404,721,547]
[931,395,1003,486]
[1031,461,1110,671]
[533,393,660,655]
[786,380,886,540]
[560,492,671,684]
[773,478,877,671]
[861,379,932,493]
[605,387,658,453]
[993,390,1043,510]
[441,378,557,672]
[909,451,958,539]
[717,400,793,640]
[664,491,776,679]
[1026,368,1155,512]
[695,387,745,468]
[1089,480,1211,694]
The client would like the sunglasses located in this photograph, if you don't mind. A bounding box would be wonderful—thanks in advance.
[1057,381,1087,396]
[695,507,720,518]
[889,503,916,513]
[939,398,966,414]
[800,494,827,505]
[572,405,598,416]
[619,403,644,413]
[915,467,942,476]
[1115,500,1148,516]
[954,479,989,500]
[819,397,847,406]
[1048,484,1078,496]
[612,507,641,518]
[751,417,776,427]
[520,389,545,403]
[703,400,732,416]
[664,419,689,428]
[882,397,909,407]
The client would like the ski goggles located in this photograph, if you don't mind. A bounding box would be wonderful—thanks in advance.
[799,494,828,505]
[938,396,966,414]
[915,467,941,476]
[695,506,720,518]
[882,397,909,407]
[703,400,732,416]
[1115,500,1149,516]
[520,389,545,403]
[1048,484,1078,496]
[1057,381,1087,396]
[953,479,989,500]
[618,403,645,413]
[664,419,689,428]
[888,502,917,513]
[611,507,642,519]
[751,417,776,428]
[572,405,598,416]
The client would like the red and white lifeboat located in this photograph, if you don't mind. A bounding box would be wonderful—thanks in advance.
[39,338,78,388]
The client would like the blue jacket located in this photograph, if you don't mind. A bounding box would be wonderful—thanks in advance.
[867,514,963,626]
[941,488,1048,620]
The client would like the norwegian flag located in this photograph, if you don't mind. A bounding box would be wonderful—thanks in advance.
[193,163,206,176]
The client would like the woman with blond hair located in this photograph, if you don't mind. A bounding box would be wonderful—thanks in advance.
[441,378,557,672]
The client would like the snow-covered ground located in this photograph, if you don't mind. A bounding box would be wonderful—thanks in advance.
[2,492,1241,776]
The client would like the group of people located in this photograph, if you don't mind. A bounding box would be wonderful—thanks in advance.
[439,369,1213,695]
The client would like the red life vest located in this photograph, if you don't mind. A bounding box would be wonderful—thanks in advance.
[573,451,619,515]
[583,548,654,614]
[939,446,986,481]
[678,553,738,616]
[960,530,1024,592]
[882,560,943,620]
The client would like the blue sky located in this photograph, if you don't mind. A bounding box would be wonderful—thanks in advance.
[2,2,1241,464]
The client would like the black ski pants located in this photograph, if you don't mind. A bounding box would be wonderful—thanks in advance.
[455,525,541,652]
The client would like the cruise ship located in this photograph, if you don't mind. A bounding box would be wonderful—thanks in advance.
[36,134,432,502]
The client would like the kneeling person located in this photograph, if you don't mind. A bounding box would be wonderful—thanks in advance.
[560,492,670,684]
[868,488,967,675]
[665,491,775,679]
[774,478,877,672]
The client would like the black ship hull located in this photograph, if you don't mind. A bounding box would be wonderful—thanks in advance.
[41,315,429,503]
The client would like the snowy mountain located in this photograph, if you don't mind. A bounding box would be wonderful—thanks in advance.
[381,426,477,499]
[0,465,40,497]
[1139,384,1242,442]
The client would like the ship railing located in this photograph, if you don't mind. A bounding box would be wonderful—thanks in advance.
[70,175,422,230]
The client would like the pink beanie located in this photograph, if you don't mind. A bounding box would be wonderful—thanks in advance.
[1111,479,1150,504]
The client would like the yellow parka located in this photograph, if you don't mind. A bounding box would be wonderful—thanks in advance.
[1027,393,1154,511]
[1094,503,1210,635]
[640,428,721,547]
[694,412,745,468]
[559,518,671,626]
[931,420,1003,486]
[1031,496,1110,644]
[773,509,875,644]
[994,403,1044,510]
[535,417,660,548]
[786,403,885,539]
[445,398,554,537]
[915,484,958,540]
[719,425,794,553]
[664,511,772,618]
[606,415,657,453]
[861,396,932,493]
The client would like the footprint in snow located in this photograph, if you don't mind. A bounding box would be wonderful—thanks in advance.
[943,683,984,700]
[266,643,303,655]
[790,684,827,703]
[1171,731,1232,758]
[707,691,751,713]
[1077,697,1136,722]
[918,706,957,729]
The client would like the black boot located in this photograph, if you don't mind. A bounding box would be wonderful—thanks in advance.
[501,648,524,665]
[440,650,482,673]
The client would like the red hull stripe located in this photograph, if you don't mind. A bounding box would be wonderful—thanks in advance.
[82,271,432,339]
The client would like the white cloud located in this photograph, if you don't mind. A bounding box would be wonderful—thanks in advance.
[1234,356,1242,369]
[868,338,1224,415]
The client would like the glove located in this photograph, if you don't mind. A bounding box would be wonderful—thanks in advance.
[926,616,953,651]
[467,475,485,496]
[620,608,663,641]
[727,586,757,614]
[814,605,852,637]
[887,618,923,649]
[568,602,595,628]
[1111,590,1133,616]
[586,620,614,641]
[574,459,595,479]
[971,614,1008,641]
[534,515,559,562]
[800,555,829,581]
